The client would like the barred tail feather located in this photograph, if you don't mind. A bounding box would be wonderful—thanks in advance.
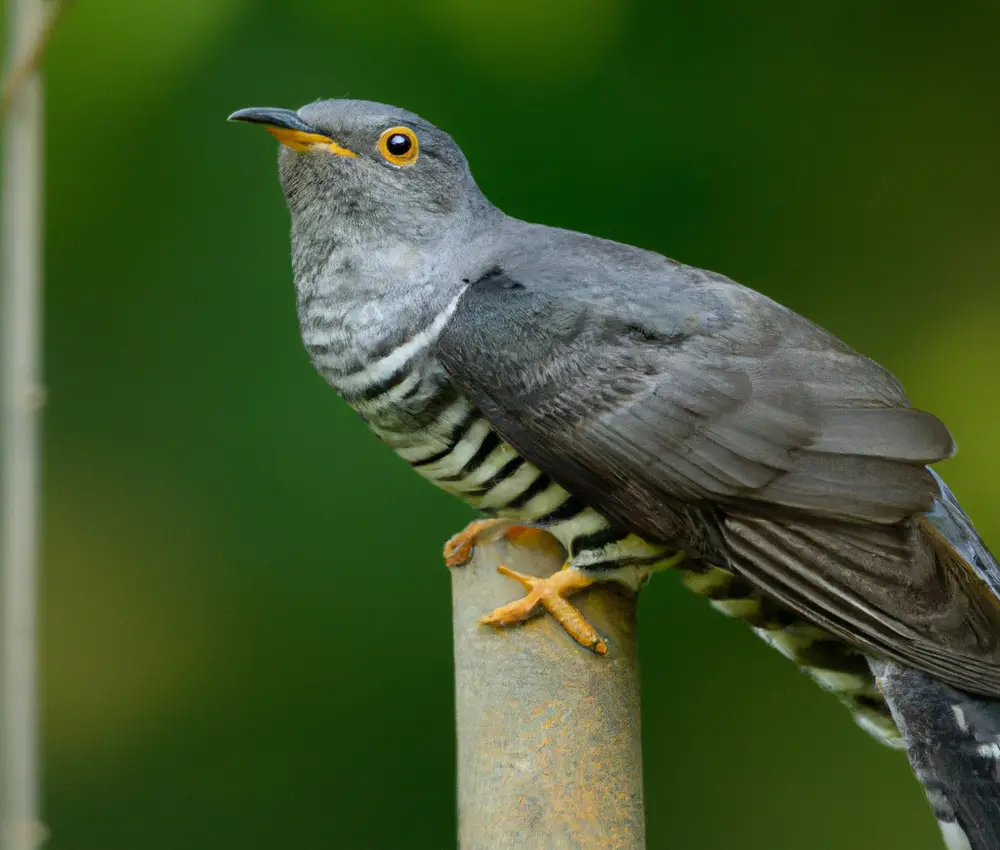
[869,659,1000,850]
[872,472,1000,849]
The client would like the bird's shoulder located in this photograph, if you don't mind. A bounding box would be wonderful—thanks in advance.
[447,218,910,410]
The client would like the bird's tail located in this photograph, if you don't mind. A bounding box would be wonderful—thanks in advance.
[873,471,1000,850]
[871,659,1000,850]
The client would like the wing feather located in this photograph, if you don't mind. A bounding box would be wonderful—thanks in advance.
[435,260,1000,696]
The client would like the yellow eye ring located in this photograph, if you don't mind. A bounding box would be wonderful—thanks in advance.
[378,126,419,167]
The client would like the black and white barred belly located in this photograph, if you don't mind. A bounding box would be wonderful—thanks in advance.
[338,354,902,749]
[344,359,660,568]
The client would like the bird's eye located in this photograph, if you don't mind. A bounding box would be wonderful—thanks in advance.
[377,126,419,167]
[387,134,411,155]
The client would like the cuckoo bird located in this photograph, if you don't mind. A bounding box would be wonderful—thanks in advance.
[230,99,1000,849]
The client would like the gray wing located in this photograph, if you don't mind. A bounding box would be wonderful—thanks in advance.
[434,257,1000,697]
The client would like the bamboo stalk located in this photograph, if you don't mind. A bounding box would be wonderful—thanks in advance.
[0,1,69,117]
[1,0,47,848]
[451,536,645,850]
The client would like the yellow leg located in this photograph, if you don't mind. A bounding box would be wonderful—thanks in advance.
[480,564,608,655]
[443,519,564,567]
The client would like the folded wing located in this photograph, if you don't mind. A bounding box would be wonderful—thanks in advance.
[435,264,1000,697]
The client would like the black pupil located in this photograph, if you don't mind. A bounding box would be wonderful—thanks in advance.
[387,133,412,156]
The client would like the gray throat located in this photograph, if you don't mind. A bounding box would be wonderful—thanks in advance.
[289,205,502,404]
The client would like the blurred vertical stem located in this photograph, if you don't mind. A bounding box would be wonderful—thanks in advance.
[451,537,645,849]
[1,0,47,848]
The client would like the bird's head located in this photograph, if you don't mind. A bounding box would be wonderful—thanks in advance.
[229,99,492,249]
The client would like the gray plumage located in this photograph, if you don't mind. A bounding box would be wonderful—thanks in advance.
[871,658,1000,850]
[876,473,1000,850]
[230,98,1000,846]
[434,256,1000,695]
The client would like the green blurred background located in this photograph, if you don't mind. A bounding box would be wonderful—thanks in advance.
[9,0,1000,847]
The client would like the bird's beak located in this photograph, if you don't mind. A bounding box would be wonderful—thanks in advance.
[228,107,358,157]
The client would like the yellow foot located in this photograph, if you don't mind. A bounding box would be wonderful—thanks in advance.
[443,519,511,567]
[480,565,608,655]
[443,519,563,567]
